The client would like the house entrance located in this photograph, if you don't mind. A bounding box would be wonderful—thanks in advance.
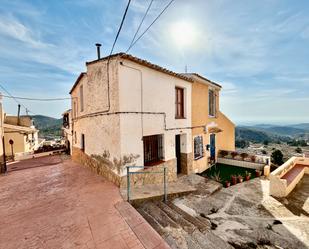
[210,134,216,160]
[175,135,181,174]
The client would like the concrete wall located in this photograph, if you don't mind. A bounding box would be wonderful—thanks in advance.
[191,77,235,173]
[118,59,192,172]
[71,59,122,175]
[270,156,309,197]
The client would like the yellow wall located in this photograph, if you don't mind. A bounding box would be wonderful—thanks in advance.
[4,132,26,156]
[191,79,235,173]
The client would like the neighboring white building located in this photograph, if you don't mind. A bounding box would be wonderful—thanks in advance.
[62,109,72,155]
[70,53,193,183]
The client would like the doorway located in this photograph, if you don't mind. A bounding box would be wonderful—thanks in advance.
[175,135,181,174]
[210,134,216,160]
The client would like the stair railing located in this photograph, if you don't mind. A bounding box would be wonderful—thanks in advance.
[126,166,168,203]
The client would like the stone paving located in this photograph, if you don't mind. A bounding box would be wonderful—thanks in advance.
[173,175,309,249]
[0,155,170,249]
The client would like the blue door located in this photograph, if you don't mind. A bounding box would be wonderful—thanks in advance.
[210,134,216,159]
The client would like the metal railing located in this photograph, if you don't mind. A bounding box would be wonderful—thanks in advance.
[126,166,168,203]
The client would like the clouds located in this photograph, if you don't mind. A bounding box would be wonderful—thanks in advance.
[0,0,308,122]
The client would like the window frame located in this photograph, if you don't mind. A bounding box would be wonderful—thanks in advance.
[143,134,164,166]
[194,135,204,160]
[209,89,216,117]
[175,87,185,119]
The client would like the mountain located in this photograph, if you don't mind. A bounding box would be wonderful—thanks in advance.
[31,115,62,137]
[236,126,287,143]
[289,123,309,131]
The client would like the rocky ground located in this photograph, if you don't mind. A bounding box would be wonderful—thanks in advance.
[137,174,309,249]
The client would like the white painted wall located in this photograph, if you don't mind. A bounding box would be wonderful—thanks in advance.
[118,59,192,166]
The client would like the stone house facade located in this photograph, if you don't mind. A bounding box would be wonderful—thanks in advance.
[70,53,235,186]
[70,53,193,186]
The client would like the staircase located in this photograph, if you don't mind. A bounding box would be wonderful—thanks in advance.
[137,201,233,249]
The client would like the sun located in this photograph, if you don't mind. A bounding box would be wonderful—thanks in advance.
[170,21,197,48]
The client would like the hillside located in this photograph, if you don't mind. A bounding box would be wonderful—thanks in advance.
[31,115,62,137]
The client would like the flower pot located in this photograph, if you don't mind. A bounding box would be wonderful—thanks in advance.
[231,176,237,185]
[245,175,251,181]
[255,171,261,177]
[238,178,243,183]
[225,181,231,188]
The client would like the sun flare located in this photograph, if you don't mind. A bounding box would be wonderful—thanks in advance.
[170,21,197,47]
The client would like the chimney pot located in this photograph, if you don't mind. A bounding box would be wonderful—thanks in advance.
[95,43,102,60]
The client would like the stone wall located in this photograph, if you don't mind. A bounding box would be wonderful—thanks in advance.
[123,159,177,187]
[180,153,193,174]
[72,147,122,186]
[72,147,177,188]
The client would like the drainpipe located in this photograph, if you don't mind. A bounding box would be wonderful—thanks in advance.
[119,62,144,140]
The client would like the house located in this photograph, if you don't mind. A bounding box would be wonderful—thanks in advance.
[4,115,39,158]
[183,73,235,174]
[62,109,72,155]
[70,50,234,187]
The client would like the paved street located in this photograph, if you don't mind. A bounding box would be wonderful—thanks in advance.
[0,155,169,249]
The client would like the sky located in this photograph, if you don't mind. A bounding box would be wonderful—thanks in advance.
[0,0,308,125]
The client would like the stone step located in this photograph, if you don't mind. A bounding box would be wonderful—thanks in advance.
[140,202,180,229]
[167,202,210,233]
[137,209,166,237]
[156,201,196,234]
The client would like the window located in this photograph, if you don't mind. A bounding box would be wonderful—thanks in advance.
[80,85,84,112]
[81,134,85,151]
[175,87,184,118]
[194,136,204,160]
[209,89,216,117]
[143,135,164,166]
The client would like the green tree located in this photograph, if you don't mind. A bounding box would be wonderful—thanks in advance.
[295,147,302,153]
[261,150,267,155]
[271,149,284,166]
[263,140,269,146]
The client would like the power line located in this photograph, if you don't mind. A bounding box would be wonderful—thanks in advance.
[109,0,132,56]
[0,84,33,114]
[126,0,154,53]
[1,95,71,101]
[126,0,175,53]
[103,0,132,114]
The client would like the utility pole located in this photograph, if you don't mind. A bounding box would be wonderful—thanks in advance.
[17,104,21,125]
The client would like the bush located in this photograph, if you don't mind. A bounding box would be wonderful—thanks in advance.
[271,149,284,166]
[295,147,302,153]
[261,150,267,155]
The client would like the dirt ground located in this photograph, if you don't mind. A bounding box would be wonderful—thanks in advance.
[173,175,309,249]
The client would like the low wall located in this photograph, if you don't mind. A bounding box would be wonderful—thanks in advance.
[72,147,177,188]
[217,158,265,170]
[270,156,309,197]
[15,150,65,161]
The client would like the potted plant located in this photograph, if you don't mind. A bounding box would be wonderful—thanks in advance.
[255,169,262,177]
[250,155,256,162]
[240,153,248,161]
[231,151,238,159]
[237,174,244,183]
[219,150,229,158]
[231,175,237,185]
[225,181,231,188]
[245,171,251,181]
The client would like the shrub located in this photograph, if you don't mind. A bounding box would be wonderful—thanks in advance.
[261,150,267,155]
[295,147,302,153]
[271,149,284,166]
